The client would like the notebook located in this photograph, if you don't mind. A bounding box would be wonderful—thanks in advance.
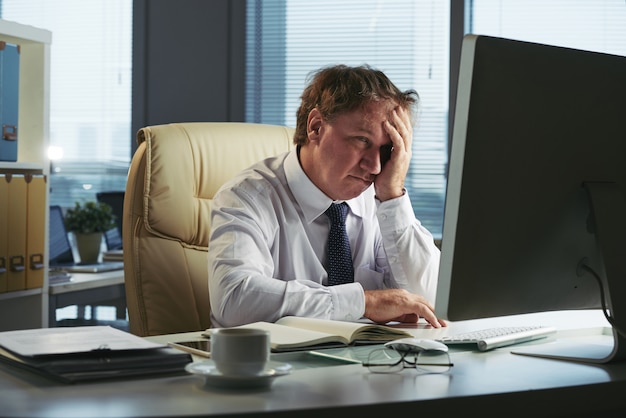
[49,205,124,273]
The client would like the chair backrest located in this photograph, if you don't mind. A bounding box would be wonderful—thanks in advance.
[123,122,295,336]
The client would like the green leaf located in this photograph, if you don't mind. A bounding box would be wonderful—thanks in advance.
[64,201,117,234]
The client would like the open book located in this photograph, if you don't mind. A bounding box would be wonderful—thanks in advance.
[205,317,413,352]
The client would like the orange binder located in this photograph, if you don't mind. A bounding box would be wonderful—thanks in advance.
[26,174,46,289]
[0,174,8,293]
[6,173,26,291]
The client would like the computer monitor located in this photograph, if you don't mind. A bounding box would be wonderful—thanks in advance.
[435,35,626,364]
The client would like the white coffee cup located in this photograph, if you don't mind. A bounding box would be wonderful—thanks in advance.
[210,328,270,377]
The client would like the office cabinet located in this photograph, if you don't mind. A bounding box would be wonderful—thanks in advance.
[0,20,51,330]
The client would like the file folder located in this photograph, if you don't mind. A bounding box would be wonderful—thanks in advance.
[0,173,8,293]
[26,174,46,289]
[0,41,20,162]
[6,174,26,291]
[0,326,192,383]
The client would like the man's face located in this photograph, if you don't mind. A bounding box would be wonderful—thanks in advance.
[302,100,396,201]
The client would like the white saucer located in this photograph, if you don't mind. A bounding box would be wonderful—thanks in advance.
[185,360,292,389]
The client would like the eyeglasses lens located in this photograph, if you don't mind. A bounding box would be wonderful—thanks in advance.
[366,348,404,373]
[365,348,451,374]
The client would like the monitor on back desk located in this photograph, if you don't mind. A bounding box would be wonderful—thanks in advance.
[435,35,626,364]
[49,205,124,273]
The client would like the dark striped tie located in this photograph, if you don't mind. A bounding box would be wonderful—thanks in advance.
[324,202,354,285]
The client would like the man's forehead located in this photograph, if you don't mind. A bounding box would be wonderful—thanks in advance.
[345,100,396,124]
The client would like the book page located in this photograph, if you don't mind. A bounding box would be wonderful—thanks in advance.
[276,317,366,341]
[203,318,414,351]
[275,316,410,343]
[237,321,349,349]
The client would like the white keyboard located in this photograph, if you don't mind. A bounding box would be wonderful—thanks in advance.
[437,325,557,351]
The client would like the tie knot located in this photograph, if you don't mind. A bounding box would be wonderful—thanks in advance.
[325,202,348,224]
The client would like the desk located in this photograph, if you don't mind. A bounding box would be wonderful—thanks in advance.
[48,270,126,327]
[1,310,625,418]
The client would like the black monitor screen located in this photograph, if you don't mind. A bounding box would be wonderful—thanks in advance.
[49,205,75,265]
[436,35,626,363]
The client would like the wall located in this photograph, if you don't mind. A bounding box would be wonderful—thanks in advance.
[131,0,246,153]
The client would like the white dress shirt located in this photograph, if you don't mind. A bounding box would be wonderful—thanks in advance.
[208,149,440,328]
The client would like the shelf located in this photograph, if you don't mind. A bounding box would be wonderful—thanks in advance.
[0,162,46,172]
[0,19,51,44]
[0,19,51,167]
[0,287,42,301]
[0,19,51,331]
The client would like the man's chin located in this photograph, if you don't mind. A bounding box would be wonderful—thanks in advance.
[343,186,371,200]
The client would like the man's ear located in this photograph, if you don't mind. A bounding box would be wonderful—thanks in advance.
[307,109,323,141]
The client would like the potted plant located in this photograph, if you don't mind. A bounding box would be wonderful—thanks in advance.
[64,201,117,263]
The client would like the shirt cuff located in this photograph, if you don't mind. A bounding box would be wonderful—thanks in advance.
[329,282,365,321]
[376,190,415,231]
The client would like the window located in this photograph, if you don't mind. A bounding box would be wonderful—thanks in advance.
[3,1,624,231]
[469,0,626,57]
[247,0,450,238]
[246,0,626,239]
[1,0,132,209]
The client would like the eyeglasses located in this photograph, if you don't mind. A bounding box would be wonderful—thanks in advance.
[362,347,453,374]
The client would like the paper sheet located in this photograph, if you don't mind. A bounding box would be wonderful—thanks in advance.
[0,326,164,356]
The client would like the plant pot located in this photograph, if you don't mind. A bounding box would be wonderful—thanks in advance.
[74,232,103,264]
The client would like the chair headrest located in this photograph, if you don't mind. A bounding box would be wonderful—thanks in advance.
[136,122,294,248]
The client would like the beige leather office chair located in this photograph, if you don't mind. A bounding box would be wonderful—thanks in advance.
[123,122,295,336]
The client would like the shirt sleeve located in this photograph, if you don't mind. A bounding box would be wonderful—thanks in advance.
[375,191,441,304]
[208,177,366,328]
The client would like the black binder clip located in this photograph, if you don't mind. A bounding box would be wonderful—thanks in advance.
[10,255,25,272]
[30,253,44,270]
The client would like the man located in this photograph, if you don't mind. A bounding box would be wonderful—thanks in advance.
[208,64,445,329]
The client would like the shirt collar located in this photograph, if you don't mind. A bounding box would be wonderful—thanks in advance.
[284,147,367,223]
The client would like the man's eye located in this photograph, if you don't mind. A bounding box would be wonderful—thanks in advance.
[380,144,393,165]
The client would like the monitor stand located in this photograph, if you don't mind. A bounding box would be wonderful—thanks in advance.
[513,182,626,364]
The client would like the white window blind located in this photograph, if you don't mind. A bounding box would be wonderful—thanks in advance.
[246,0,451,237]
[1,0,132,209]
[470,0,626,56]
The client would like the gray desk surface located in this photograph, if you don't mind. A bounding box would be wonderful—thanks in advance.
[49,270,125,295]
[2,310,626,418]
